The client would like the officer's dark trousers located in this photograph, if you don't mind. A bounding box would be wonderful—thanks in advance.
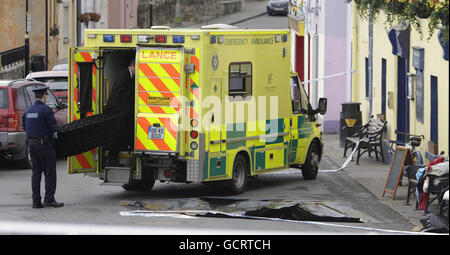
[29,142,57,204]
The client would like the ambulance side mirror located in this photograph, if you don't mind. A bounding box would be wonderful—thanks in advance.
[315,98,327,115]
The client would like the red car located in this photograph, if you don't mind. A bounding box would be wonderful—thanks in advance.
[0,79,67,168]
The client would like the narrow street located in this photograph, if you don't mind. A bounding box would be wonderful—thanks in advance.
[1,0,447,240]
[0,136,416,234]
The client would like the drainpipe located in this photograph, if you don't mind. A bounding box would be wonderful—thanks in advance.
[45,0,49,70]
[25,0,30,76]
[351,1,358,103]
[368,5,374,117]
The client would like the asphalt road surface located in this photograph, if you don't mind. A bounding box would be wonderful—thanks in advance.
[0,153,416,235]
[0,13,418,236]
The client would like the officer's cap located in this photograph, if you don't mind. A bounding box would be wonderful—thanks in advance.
[31,85,49,94]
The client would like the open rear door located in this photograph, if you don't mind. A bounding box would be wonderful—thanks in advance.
[68,48,102,174]
[135,47,184,154]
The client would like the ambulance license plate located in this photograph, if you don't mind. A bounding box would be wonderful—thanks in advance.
[149,126,165,140]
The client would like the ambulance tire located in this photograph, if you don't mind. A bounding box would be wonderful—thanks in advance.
[228,154,249,195]
[122,179,155,191]
[122,169,155,191]
[301,142,320,180]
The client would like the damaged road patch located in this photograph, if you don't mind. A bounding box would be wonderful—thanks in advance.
[119,197,363,223]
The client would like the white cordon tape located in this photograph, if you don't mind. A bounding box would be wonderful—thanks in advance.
[119,210,430,235]
[319,139,360,173]
[301,70,356,85]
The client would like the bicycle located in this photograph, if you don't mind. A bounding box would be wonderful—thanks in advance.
[384,130,425,165]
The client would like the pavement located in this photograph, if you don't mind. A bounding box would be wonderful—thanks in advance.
[322,133,429,230]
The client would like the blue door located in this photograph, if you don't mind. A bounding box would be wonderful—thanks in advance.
[430,76,438,143]
[396,56,409,143]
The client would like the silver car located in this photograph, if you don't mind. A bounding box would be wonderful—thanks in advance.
[267,0,289,16]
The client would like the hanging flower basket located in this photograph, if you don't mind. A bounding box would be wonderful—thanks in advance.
[410,0,434,18]
[88,12,101,23]
[428,1,449,42]
[77,13,90,24]
[77,12,101,26]
[385,0,408,15]
[347,0,448,42]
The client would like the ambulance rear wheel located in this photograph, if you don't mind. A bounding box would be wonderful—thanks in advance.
[122,170,155,191]
[301,143,320,180]
[229,154,248,194]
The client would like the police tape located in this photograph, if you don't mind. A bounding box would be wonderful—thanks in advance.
[119,209,429,235]
[318,139,360,173]
[301,70,356,85]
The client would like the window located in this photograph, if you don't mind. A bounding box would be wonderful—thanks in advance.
[430,76,438,143]
[63,3,70,43]
[15,88,30,109]
[290,77,301,113]
[0,89,8,109]
[415,70,424,122]
[299,82,315,122]
[228,63,252,100]
[25,86,59,110]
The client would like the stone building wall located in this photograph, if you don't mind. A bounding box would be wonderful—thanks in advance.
[138,0,241,28]
[0,62,25,80]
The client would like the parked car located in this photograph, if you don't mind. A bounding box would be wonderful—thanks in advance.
[52,63,68,71]
[267,0,289,16]
[26,71,68,102]
[0,80,67,168]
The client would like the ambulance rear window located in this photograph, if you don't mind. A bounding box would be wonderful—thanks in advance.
[228,62,252,101]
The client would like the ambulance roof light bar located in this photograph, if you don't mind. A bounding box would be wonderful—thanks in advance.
[138,35,154,43]
[155,35,167,43]
[201,24,238,29]
[151,25,171,30]
[103,34,115,42]
[120,35,132,43]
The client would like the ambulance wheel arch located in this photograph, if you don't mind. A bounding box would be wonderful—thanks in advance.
[301,138,322,180]
[228,152,251,194]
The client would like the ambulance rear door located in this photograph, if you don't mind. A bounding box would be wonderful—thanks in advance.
[134,46,184,154]
[68,47,102,174]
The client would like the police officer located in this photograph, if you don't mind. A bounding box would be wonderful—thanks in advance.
[22,85,64,209]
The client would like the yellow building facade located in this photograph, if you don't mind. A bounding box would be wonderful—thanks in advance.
[352,9,449,162]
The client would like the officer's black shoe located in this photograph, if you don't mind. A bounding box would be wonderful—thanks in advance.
[32,202,44,209]
[44,201,64,208]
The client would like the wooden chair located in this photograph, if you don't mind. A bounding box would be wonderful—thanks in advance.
[405,165,425,208]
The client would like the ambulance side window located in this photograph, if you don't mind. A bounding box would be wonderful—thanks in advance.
[228,62,252,101]
[290,77,302,113]
[298,80,316,122]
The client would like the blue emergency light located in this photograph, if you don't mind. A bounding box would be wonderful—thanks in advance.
[210,35,216,44]
[103,34,115,42]
[172,35,185,43]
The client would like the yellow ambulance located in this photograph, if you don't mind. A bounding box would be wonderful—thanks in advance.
[67,25,327,194]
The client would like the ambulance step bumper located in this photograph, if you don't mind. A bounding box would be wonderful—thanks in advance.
[101,167,131,186]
